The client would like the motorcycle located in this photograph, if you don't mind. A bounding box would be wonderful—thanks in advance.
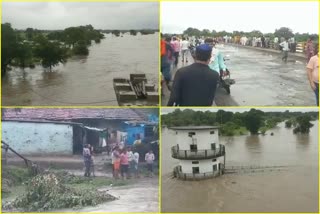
[219,58,235,94]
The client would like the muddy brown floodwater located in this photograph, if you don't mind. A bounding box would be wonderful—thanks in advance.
[2,33,159,106]
[162,45,315,106]
[161,121,318,212]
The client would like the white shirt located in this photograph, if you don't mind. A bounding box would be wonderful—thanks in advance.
[180,40,190,50]
[111,151,117,164]
[145,152,155,164]
[134,152,140,164]
[280,41,289,51]
[128,151,134,162]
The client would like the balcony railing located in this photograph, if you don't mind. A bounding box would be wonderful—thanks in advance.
[171,144,225,160]
[173,165,224,181]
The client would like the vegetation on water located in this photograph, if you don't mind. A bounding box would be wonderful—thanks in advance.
[2,23,158,76]
[162,109,318,135]
[2,166,130,211]
[165,27,318,43]
[1,23,104,75]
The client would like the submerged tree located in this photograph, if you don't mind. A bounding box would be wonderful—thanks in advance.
[285,120,292,128]
[293,115,314,134]
[15,42,33,69]
[72,40,89,55]
[34,38,68,71]
[130,30,137,36]
[243,109,264,135]
[112,30,120,37]
[2,23,19,76]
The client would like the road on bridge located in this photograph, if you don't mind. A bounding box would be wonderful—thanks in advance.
[161,45,315,106]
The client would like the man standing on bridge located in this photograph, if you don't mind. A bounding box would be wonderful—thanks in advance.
[167,44,219,106]
[280,38,290,62]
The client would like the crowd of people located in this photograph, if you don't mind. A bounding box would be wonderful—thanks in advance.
[161,34,319,106]
[82,143,155,179]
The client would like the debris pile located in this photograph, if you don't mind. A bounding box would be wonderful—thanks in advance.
[3,171,117,211]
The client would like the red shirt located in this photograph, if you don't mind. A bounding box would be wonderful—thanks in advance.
[120,152,129,165]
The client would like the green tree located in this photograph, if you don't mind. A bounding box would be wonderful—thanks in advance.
[293,115,314,134]
[183,27,201,37]
[274,27,294,39]
[285,120,292,128]
[15,42,33,69]
[244,109,263,135]
[34,38,68,71]
[248,30,263,38]
[64,27,86,47]
[73,40,89,55]
[201,29,211,37]
[47,31,66,42]
[216,110,233,124]
[25,28,34,40]
[2,23,19,75]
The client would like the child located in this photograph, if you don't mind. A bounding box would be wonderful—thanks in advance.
[83,144,91,177]
[120,149,129,180]
[112,146,120,179]
[145,150,155,177]
[133,149,140,178]
[88,144,95,177]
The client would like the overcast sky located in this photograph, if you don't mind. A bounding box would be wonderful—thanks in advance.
[161,108,318,115]
[162,1,318,34]
[2,2,159,30]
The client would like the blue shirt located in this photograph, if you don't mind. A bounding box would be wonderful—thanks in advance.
[208,48,227,73]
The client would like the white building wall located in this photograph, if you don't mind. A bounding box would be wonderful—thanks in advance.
[2,121,73,155]
[175,129,219,150]
[180,158,221,174]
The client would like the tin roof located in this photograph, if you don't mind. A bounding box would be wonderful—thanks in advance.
[169,126,220,130]
[2,108,144,122]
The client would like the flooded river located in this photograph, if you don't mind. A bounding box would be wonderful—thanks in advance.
[2,33,159,106]
[161,121,318,212]
[162,45,315,106]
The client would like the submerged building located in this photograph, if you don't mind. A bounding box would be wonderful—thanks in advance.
[171,126,225,180]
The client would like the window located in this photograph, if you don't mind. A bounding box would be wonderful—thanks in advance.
[192,167,200,174]
[211,143,216,150]
[188,132,196,137]
[212,159,217,162]
[210,131,215,134]
[213,164,217,171]
[190,144,198,152]
[192,161,199,164]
